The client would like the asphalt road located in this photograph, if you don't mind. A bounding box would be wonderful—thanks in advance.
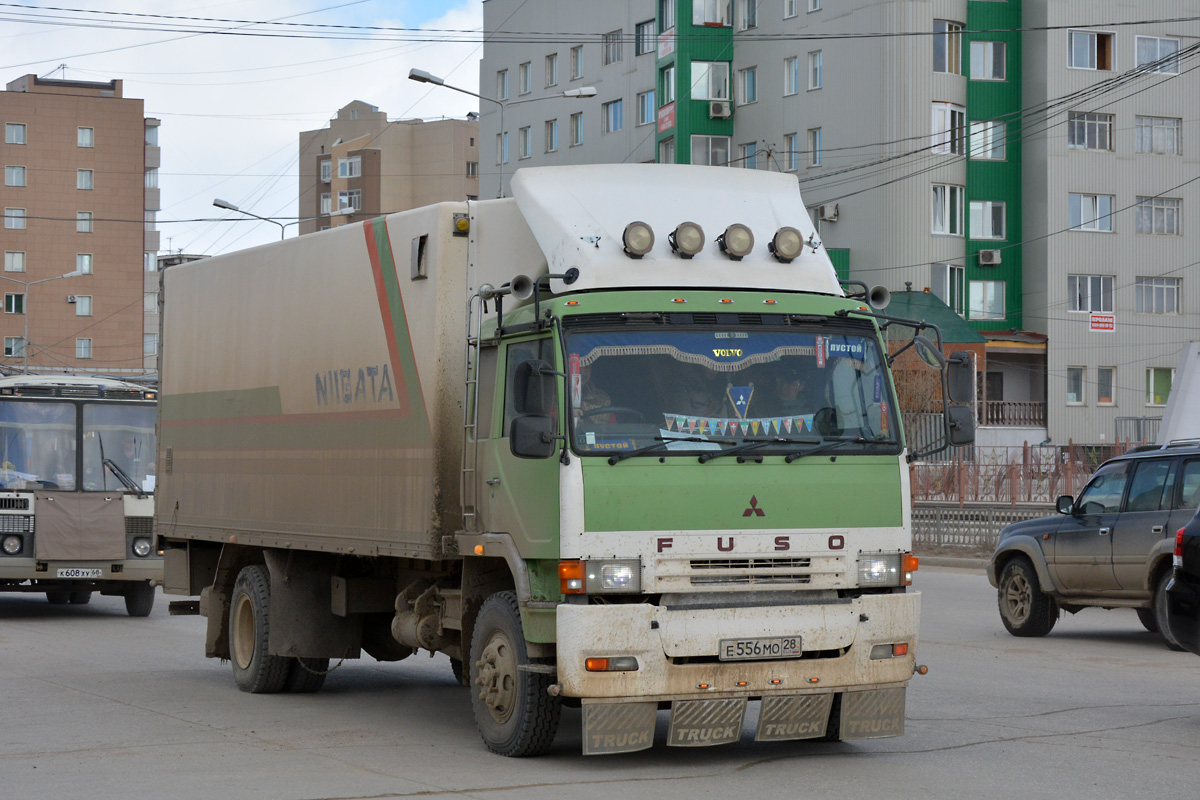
[2,568,1199,800]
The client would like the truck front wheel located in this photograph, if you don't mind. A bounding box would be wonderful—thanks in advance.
[469,591,560,756]
[230,565,290,693]
[124,583,155,617]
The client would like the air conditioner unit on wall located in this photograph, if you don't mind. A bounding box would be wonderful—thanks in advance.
[979,249,1002,266]
[708,100,732,119]
[818,203,839,222]
[66,295,77,303]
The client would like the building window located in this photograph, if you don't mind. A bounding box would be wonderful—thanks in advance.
[659,136,675,164]
[145,124,158,146]
[602,100,623,133]
[1135,116,1182,155]
[784,57,799,96]
[808,51,823,89]
[571,46,583,80]
[1136,277,1181,314]
[691,61,730,100]
[145,168,159,189]
[636,20,656,55]
[738,0,757,29]
[144,291,159,314]
[4,251,24,273]
[467,161,479,177]
[660,0,676,31]
[1067,111,1113,150]
[518,62,531,94]
[691,134,731,167]
[933,21,963,74]
[603,30,622,65]
[932,184,964,236]
[4,208,26,230]
[320,193,331,214]
[545,53,558,86]
[77,169,93,190]
[970,201,1005,240]
[545,120,558,152]
[969,120,1006,160]
[76,338,92,359]
[637,91,655,126]
[970,41,1006,80]
[570,113,583,146]
[5,123,25,145]
[932,103,966,154]
[1136,196,1181,235]
[807,127,823,167]
[337,190,361,211]
[784,132,799,171]
[693,0,731,26]
[784,0,798,19]
[1136,35,1180,73]
[74,211,92,233]
[4,337,25,357]
[496,132,509,164]
[738,67,757,104]
[1068,193,1114,231]
[77,127,94,147]
[320,159,332,182]
[931,263,966,317]
[740,142,757,169]
[4,293,24,314]
[1066,367,1086,405]
[497,69,509,100]
[338,156,361,178]
[518,126,532,158]
[809,0,821,10]
[969,280,1005,320]
[1147,367,1173,406]
[144,333,158,358]
[661,65,676,104]
[1097,367,1115,405]
[77,253,92,274]
[75,295,92,316]
[1068,30,1114,70]
[4,166,25,187]
[1068,274,1114,312]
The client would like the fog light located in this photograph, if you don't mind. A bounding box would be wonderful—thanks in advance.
[669,222,705,258]
[133,538,152,557]
[717,223,754,260]
[769,226,803,262]
[622,221,655,258]
[2,534,21,555]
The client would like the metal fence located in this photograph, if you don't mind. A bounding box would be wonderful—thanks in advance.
[912,501,1053,556]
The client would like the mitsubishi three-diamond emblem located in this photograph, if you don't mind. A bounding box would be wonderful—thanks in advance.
[743,496,765,517]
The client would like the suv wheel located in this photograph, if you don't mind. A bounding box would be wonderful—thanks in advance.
[998,557,1058,637]
[1153,571,1185,651]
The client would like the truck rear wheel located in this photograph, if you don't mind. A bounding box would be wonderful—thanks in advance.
[124,583,155,617]
[469,591,560,756]
[284,658,329,693]
[230,565,290,693]
[998,557,1057,637]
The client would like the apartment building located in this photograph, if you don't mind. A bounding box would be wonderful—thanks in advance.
[297,101,479,234]
[0,74,159,376]
[479,0,1200,445]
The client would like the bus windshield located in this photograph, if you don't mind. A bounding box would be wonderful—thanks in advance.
[0,400,78,489]
[83,403,157,492]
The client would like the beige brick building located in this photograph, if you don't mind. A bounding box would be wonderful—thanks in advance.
[297,101,479,234]
[0,74,158,376]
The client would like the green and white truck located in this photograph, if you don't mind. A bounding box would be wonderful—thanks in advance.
[157,164,973,755]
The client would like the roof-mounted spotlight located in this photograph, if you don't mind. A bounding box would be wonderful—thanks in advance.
[622,221,655,258]
[717,223,754,261]
[668,221,705,259]
[768,226,804,263]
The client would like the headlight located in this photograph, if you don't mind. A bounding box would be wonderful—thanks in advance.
[622,221,655,258]
[560,558,642,594]
[857,553,901,587]
[669,222,705,258]
[132,538,152,557]
[717,223,754,260]
[2,534,21,555]
[769,226,803,262]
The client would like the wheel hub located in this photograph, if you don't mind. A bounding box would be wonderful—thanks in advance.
[475,631,517,724]
[232,594,255,670]
[1003,573,1032,623]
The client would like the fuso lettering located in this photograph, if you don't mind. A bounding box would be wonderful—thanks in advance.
[657,537,673,553]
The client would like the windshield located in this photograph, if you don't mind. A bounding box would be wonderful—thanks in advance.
[0,400,77,489]
[566,326,899,458]
[83,403,157,492]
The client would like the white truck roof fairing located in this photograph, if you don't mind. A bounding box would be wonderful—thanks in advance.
[1157,341,1200,445]
[509,164,843,297]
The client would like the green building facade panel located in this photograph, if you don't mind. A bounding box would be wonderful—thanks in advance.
[655,0,734,164]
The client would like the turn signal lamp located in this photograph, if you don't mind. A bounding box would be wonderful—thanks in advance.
[587,656,639,672]
[622,221,655,258]
[560,560,585,594]
[903,553,919,586]
[869,643,910,660]
[717,223,754,260]
[669,222,705,258]
[769,226,803,263]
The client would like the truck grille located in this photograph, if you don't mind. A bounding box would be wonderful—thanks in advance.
[126,517,154,537]
[0,514,34,533]
[654,554,847,592]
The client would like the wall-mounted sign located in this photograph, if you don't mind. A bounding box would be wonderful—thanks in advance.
[657,102,676,133]
[658,31,675,58]
[1090,313,1115,333]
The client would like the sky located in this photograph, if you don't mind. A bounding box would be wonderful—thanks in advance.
[0,0,485,255]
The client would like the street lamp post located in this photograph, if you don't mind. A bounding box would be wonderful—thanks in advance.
[212,199,353,239]
[408,68,596,198]
[0,271,83,373]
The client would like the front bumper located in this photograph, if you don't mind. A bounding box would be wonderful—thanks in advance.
[0,557,162,586]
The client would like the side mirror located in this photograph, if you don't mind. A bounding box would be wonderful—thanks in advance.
[944,404,975,447]
[510,415,557,459]
[513,359,558,416]
[1055,495,1074,515]
[913,335,945,370]
[946,351,974,405]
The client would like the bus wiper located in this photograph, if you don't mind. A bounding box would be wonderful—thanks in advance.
[784,436,895,463]
[608,436,735,465]
[103,458,146,497]
[698,437,821,464]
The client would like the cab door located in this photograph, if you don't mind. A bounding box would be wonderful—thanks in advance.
[1112,458,1175,591]
[1049,461,1129,593]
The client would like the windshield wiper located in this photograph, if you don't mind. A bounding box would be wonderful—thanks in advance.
[607,436,735,465]
[698,437,821,464]
[783,436,896,463]
[103,458,146,497]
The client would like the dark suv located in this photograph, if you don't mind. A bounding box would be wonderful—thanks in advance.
[1166,508,1200,654]
[988,441,1200,649]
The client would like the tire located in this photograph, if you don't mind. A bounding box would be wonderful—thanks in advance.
[46,590,69,605]
[1136,607,1159,633]
[998,557,1058,637]
[69,591,92,605]
[451,657,469,687]
[124,582,155,617]
[1154,571,1185,651]
[284,657,329,693]
[229,565,290,693]
[469,591,561,756]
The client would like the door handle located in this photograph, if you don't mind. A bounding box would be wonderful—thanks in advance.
[486,478,501,486]
[1152,525,1164,534]
[1099,527,1110,536]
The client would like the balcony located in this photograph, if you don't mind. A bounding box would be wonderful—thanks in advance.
[979,400,1046,428]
